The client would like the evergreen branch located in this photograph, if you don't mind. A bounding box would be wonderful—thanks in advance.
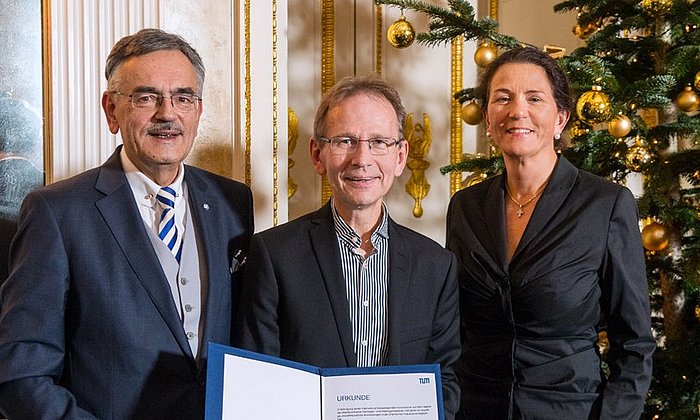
[375,0,521,48]
[666,45,700,83]
[439,155,504,176]
[453,88,476,104]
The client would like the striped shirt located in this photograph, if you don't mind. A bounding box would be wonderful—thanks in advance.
[331,202,389,367]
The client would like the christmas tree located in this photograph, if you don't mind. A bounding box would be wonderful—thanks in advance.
[375,0,700,416]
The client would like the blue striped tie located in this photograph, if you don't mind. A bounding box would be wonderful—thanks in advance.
[156,186,182,263]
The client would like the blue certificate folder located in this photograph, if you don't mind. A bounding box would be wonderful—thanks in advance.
[205,343,445,420]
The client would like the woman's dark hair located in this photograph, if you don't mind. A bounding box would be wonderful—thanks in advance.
[476,47,573,116]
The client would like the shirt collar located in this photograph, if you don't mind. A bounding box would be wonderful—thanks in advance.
[331,199,389,248]
[120,147,185,207]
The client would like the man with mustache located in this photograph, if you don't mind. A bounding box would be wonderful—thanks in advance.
[0,29,253,419]
[235,75,460,419]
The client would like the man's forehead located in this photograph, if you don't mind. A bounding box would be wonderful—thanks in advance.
[111,50,198,89]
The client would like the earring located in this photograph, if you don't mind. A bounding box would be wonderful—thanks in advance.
[486,130,491,137]
[554,133,561,140]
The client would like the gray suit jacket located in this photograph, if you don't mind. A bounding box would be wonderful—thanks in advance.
[0,146,253,419]
[235,203,461,419]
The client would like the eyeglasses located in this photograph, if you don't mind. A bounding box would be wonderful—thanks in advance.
[317,136,401,156]
[112,91,201,112]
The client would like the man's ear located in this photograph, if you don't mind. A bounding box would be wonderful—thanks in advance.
[309,137,327,176]
[102,92,120,134]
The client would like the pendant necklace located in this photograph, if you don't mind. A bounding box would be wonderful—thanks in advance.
[505,178,549,218]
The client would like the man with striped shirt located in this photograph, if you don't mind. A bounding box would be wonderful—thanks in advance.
[236,75,460,419]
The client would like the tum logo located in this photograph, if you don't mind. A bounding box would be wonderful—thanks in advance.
[419,377,430,384]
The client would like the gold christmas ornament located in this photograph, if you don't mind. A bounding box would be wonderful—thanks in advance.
[695,71,700,90]
[641,221,670,251]
[641,0,673,16]
[695,305,700,323]
[608,114,633,138]
[573,22,598,40]
[474,42,498,68]
[569,120,591,138]
[461,101,483,125]
[387,15,415,49]
[625,142,653,172]
[675,85,700,112]
[576,85,612,125]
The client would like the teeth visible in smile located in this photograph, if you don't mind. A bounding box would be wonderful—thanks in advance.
[507,128,532,134]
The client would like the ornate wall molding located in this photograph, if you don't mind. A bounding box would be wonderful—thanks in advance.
[450,37,464,195]
[404,113,432,218]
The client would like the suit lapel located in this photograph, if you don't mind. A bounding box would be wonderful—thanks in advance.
[184,168,223,364]
[386,220,410,364]
[94,149,194,361]
[512,156,578,262]
[309,203,357,367]
[481,177,509,272]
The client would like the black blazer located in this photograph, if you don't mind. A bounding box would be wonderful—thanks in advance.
[0,146,254,419]
[446,156,655,419]
[236,202,461,419]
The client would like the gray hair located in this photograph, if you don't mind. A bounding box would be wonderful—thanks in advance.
[105,28,205,92]
[313,75,407,142]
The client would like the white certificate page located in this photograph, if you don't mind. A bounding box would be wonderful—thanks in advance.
[321,372,439,420]
[221,353,321,420]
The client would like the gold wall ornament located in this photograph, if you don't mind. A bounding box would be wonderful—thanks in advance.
[404,113,432,218]
[243,0,252,186]
[461,169,488,188]
[288,108,298,199]
[271,0,279,226]
[320,0,335,204]
[543,45,566,59]
[450,36,463,195]
[42,0,53,184]
[376,5,383,74]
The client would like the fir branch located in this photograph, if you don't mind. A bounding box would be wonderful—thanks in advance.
[375,0,520,48]
[439,155,504,176]
[453,88,476,104]
[666,45,700,83]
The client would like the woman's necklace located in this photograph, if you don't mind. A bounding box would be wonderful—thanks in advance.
[505,178,550,218]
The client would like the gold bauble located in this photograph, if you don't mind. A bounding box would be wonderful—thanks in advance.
[641,221,670,251]
[695,305,700,323]
[608,114,633,138]
[387,16,415,49]
[695,71,700,90]
[576,86,612,125]
[474,42,498,68]
[573,22,598,40]
[675,85,700,112]
[625,143,653,171]
[461,101,483,125]
[569,120,591,138]
[641,0,673,16]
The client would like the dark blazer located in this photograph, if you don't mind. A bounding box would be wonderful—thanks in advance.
[0,146,254,419]
[235,202,461,419]
[446,156,655,419]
